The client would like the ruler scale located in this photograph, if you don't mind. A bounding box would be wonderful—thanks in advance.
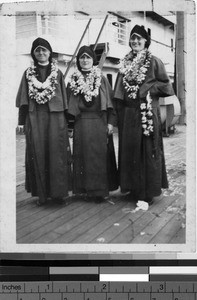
[0,281,197,300]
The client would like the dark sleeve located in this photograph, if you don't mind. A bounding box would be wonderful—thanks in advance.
[149,57,174,97]
[65,82,75,129]
[104,77,117,126]
[16,71,29,108]
[112,73,126,127]
[113,73,125,100]
[18,105,28,125]
[66,82,72,103]
[16,71,29,125]
[59,70,68,110]
[65,111,75,130]
[107,107,117,127]
[100,76,114,109]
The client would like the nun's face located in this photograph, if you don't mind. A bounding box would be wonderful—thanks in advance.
[130,34,146,52]
[34,46,51,64]
[79,53,93,70]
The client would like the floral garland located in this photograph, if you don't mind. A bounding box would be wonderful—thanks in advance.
[120,49,153,136]
[120,49,152,99]
[69,66,102,102]
[26,59,58,104]
[140,91,154,136]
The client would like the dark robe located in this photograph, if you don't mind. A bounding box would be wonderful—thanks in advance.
[16,64,71,203]
[67,75,118,197]
[114,55,174,199]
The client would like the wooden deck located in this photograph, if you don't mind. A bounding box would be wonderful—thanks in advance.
[16,125,186,244]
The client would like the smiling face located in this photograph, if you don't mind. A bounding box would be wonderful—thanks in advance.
[129,33,147,52]
[79,53,93,70]
[33,46,51,64]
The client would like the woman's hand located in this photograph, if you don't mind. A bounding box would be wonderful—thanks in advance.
[17,125,25,134]
[107,124,114,135]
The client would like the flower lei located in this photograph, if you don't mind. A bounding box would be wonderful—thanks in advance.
[120,49,153,136]
[140,91,154,136]
[26,59,58,104]
[69,66,102,102]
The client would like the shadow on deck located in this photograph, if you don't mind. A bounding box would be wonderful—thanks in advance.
[16,125,186,244]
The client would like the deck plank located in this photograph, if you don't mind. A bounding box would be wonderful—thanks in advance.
[16,125,187,244]
[69,203,145,244]
[150,213,185,244]
[168,227,186,244]
[129,195,185,244]
[17,200,97,242]
[106,195,181,244]
[17,197,82,226]
[34,198,132,243]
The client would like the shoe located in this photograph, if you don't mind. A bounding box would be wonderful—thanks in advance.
[36,200,44,206]
[146,197,154,205]
[94,196,105,203]
[53,198,65,204]
[124,192,137,202]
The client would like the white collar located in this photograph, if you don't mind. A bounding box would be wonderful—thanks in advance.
[81,68,92,72]
[38,62,50,66]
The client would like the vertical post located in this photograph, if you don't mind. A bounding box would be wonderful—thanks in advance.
[93,14,109,51]
[144,11,146,27]
[176,11,186,124]
[98,42,109,70]
[36,12,41,35]
[64,18,92,79]
[43,15,49,35]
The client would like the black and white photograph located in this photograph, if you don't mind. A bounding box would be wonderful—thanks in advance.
[0,0,196,252]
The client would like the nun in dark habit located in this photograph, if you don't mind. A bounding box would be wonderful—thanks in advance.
[67,45,118,203]
[16,37,71,206]
[113,25,174,205]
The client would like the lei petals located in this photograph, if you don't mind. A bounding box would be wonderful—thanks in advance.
[26,59,58,104]
[69,66,102,102]
[120,49,153,136]
[140,91,154,136]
